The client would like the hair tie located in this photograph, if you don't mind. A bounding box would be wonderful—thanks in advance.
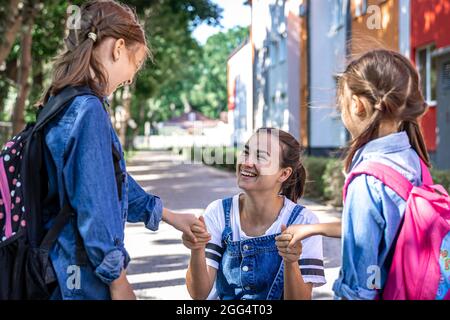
[87,32,97,42]
[374,101,385,112]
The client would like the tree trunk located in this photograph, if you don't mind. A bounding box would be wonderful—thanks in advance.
[119,85,132,147]
[12,2,37,135]
[0,0,23,67]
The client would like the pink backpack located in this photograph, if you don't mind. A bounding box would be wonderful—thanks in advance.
[343,159,450,300]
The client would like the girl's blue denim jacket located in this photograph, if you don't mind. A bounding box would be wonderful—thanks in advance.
[43,91,163,299]
[332,132,422,300]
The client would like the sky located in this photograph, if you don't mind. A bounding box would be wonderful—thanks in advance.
[192,0,251,44]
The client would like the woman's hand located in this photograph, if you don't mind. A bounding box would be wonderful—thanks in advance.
[110,269,136,300]
[182,216,211,250]
[275,225,303,263]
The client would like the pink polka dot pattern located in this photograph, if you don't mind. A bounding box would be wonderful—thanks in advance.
[12,215,19,222]
[15,197,20,204]
[20,220,26,227]
[0,213,3,219]
[9,166,15,173]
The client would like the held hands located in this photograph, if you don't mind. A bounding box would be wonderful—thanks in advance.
[275,225,303,264]
[182,216,211,251]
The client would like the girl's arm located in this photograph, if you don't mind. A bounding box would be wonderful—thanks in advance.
[162,207,197,242]
[109,269,136,300]
[286,222,341,249]
[126,174,198,242]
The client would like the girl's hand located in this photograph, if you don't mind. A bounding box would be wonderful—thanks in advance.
[182,216,211,250]
[163,208,199,242]
[282,224,317,250]
[110,270,136,300]
[276,225,303,264]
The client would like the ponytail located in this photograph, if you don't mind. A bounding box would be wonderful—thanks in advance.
[399,120,431,167]
[282,161,306,203]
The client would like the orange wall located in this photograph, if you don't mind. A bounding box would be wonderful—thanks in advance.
[351,0,400,55]
[420,107,437,152]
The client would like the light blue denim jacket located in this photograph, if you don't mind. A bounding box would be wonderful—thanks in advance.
[332,132,423,300]
[43,91,163,299]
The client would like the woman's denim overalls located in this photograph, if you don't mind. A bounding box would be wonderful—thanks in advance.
[216,197,304,300]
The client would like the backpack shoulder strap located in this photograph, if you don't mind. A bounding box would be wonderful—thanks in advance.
[33,86,95,132]
[420,158,434,185]
[343,161,414,202]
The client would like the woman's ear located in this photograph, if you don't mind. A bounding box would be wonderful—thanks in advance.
[278,167,293,184]
[351,95,366,117]
[113,38,126,62]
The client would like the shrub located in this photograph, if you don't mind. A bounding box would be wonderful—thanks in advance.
[322,159,345,207]
[302,157,329,200]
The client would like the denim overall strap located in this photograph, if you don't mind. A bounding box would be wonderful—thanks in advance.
[266,204,304,300]
[221,197,234,244]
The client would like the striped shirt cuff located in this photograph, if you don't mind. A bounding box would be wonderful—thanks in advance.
[205,243,224,269]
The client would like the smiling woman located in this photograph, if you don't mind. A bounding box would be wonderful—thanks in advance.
[184,128,326,300]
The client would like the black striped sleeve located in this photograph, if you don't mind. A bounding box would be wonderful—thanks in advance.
[205,251,221,263]
[206,243,225,256]
[298,258,324,267]
[300,268,325,277]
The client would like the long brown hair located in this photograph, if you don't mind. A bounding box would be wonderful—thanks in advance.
[337,49,431,172]
[39,0,150,104]
[256,128,306,203]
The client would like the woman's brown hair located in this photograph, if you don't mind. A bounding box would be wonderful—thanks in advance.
[256,128,306,203]
[337,49,431,172]
[39,0,150,104]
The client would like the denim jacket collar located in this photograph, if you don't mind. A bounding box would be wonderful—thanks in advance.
[351,131,411,170]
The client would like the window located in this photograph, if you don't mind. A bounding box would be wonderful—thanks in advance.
[279,37,287,63]
[417,45,438,104]
[333,0,344,29]
[354,0,367,17]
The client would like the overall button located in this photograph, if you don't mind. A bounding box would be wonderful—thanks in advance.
[242,266,249,272]
[243,245,249,251]
[244,286,251,291]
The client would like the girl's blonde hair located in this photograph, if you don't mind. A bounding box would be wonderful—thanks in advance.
[337,49,431,172]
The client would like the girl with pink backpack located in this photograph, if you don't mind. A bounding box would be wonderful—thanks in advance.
[280,49,450,300]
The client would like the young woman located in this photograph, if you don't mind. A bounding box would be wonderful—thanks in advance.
[283,49,449,300]
[183,128,326,300]
[40,1,198,300]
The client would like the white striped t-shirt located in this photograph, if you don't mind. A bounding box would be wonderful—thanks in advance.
[203,194,327,287]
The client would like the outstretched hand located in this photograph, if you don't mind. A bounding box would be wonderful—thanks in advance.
[275,224,303,263]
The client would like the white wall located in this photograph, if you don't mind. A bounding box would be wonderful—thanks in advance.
[309,0,347,149]
[399,0,411,59]
[228,42,253,146]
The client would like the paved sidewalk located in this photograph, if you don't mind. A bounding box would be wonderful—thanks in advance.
[124,151,341,300]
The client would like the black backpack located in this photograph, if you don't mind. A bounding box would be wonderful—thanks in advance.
[0,86,124,300]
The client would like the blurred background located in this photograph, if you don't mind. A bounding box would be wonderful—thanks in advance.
[0,0,449,299]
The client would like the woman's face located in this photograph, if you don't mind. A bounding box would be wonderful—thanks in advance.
[236,132,292,194]
[99,37,147,96]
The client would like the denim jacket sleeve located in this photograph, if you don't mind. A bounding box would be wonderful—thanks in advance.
[63,96,129,285]
[332,175,384,300]
[126,173,163,231]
